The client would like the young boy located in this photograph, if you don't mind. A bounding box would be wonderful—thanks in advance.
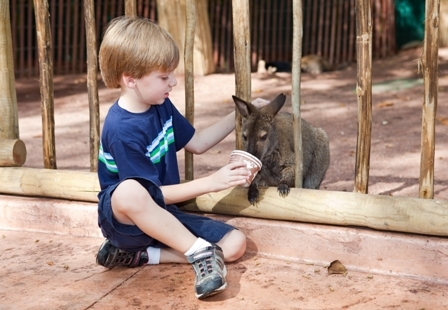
[95,16,266,300]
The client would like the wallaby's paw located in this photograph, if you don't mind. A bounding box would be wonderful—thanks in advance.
[277,183,290,197]
[248,193,259,206]
[248,188,259,206]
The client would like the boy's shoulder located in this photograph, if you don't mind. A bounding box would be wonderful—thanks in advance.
[103,100,178,129]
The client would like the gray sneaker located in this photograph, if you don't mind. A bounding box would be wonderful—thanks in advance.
[186,244,227,299]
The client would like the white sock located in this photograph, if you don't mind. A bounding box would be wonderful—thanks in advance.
[184,237,212,256]
[146,247,161,265]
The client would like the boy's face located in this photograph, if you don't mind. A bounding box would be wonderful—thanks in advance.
[133,70,177,106]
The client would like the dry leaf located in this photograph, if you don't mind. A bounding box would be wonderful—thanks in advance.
[436,117,448,126]
[377,101,394,108]
[328,260,348,276]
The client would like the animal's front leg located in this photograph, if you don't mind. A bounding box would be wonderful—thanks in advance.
[277,182,290,197]
[247,182,259,205]
[277,166,295,197]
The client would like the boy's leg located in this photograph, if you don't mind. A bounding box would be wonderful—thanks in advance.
[142,226,247,264]
[162,204,247,263]
[215,229,247,262]
[111,179,197,253]
[97,179,228,299]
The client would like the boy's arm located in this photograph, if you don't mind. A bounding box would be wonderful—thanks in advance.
[160,161,249,205]
[160,177,215,205]
[184,98,270,155]
[184,111,236,155]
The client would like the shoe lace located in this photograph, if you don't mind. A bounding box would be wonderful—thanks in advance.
[191,248,224,278]
[197,255,214,277]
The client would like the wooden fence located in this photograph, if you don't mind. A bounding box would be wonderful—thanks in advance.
[9,0,396,77]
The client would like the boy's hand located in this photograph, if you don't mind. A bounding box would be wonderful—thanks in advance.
[251,98,270,109]
[207,161,250,192]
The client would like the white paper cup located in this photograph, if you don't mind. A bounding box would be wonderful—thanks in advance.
[229,150,262,187]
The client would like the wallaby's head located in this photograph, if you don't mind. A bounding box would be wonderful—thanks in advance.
[232,93,286,161]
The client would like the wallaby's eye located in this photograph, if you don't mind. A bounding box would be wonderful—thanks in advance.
[260,134,267,141]
[242,134,247,141]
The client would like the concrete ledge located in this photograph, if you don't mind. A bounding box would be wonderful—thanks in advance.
[0,195,101,238]
[1,194,447,284]
[222,216,448,285]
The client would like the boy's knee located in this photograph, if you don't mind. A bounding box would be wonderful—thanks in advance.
[220,229,247,262]
[112,179,152,214]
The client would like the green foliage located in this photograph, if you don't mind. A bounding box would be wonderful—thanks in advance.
[395,0,425,48]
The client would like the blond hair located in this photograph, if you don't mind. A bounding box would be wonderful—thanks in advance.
[99,16,179,88]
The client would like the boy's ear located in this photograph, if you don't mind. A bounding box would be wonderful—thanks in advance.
[122,74,136,88]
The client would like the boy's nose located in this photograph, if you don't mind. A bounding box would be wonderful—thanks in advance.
[169,74,177,87]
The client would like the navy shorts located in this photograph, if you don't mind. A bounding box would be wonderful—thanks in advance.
[97,178,236,252]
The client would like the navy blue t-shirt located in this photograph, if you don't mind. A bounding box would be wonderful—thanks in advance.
[97,99,195,200]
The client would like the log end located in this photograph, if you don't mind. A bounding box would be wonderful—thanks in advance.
[0,139,27,167]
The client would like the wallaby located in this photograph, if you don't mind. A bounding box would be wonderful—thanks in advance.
[301,54,351,75]
[262,55,350,75]
[232,93,330,205]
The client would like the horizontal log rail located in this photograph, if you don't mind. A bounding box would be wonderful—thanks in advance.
[180,186,448,237]
[1,166,447,237]
[0,167,99,202]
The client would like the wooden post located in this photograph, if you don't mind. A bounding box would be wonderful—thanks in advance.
[184,0,195,181]
[125,0,137,17]
[354,0,372,194]
[33,0,57,169]
[0,139,26,167]
[292,0,304,188]
[0,0,19,139]
[84,0,100,172]
[232,0,251,150]
[157,0,215,76]
[180,186,448,237]
[193,0,215,74]
[419,0,440,199]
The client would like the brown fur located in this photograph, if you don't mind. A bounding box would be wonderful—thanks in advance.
[233,93,330,205]
[301,54,333,75]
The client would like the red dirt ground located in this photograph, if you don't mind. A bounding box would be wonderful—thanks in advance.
[1,226,447,310]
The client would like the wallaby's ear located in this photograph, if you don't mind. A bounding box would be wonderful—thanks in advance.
[232,95,257,118]
[262,93,286,116]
